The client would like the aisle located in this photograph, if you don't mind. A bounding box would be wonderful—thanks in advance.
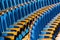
[55,32,60,40]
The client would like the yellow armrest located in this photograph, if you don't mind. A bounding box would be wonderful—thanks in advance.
[57,17,60,19]
[47,28,56,31]
[54,21,60,23]
[38,38,52,40]
[7,32,17,36]
[50,25,57,28]
[39,34,53,38]
[53,21,60,23]
[39,10,45,13]
[21,20,29,23]
[55,19,60,21]
[51,23,58,25]
[44,34,53,37]
[28,16,35,19]
[14,25,24,29]
[25,18,33,21]
[3,32,17,36]
[17,22,26,25]
[41,30,54,34]
[34,13,40,17]
[5,36,15,40]
[34,13,40,16]
[8,28,20,32]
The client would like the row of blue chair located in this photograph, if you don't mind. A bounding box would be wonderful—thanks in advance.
[0,0,43,38]
[0,27,29,40]
[0,0,58,35]
[0,0,32,11]
[30,3,60,40]
[0,0,60,33]
[0,0,60,40]
[0,0,39,34]
[1,3,53,40]
[38,14,60,40]
[0,0,60,11]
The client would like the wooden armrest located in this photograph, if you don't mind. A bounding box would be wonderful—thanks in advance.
[5,36,15,40]
[41,30,54,34]
[8,28,20,32]
[3,32,17,36]
[38,38,52,40]
[47,28,56,31]
[14,25,24,29]
[50,25,57,28]
[25,17,32,20]
[17,22,27,26]
[51,23,58,25]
